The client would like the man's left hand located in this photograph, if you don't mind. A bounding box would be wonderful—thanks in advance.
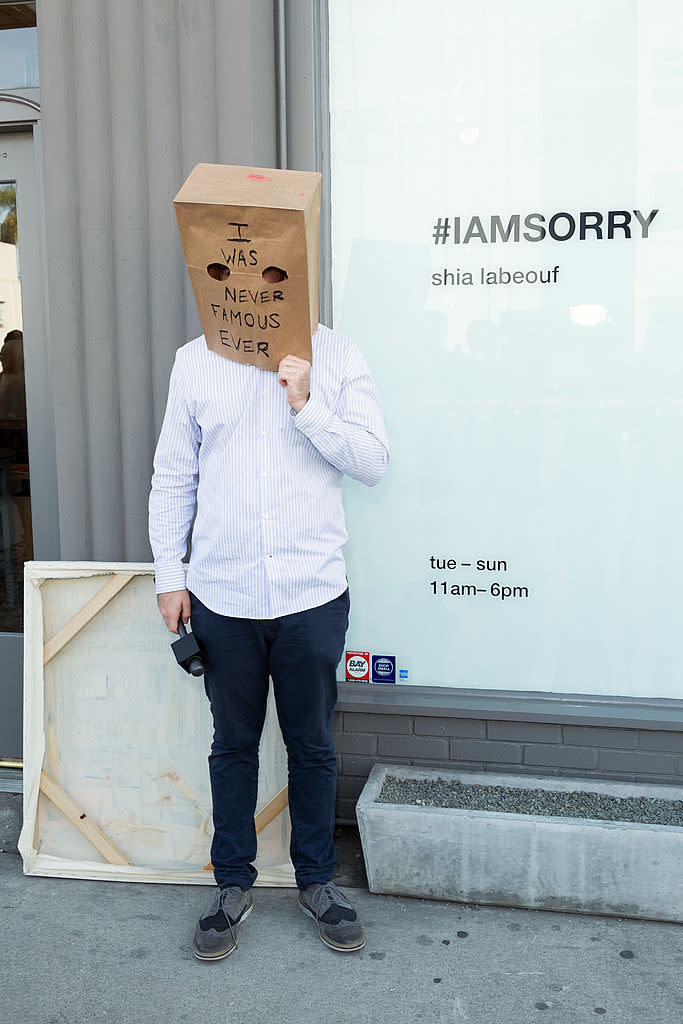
[278,355,311,413]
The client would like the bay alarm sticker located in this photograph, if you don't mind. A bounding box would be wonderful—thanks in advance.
[345,651,370,681]
[371,655,396,684]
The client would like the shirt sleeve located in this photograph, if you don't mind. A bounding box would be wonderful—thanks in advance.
[291,344,390,486]
[148,352,200,594]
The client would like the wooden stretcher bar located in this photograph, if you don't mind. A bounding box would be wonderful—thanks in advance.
[43,573,133,666]
[39,769,130,866]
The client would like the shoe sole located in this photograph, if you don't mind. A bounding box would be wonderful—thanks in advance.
[192,900,253,961]
[297,898,366,953]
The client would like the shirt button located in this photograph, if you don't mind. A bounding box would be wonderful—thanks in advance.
[262,471,268,478]
[262,431,267,437]
[263,512,271,520]
[262,389,267,396]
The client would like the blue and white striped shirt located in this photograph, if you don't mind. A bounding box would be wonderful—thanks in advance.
[148,324,389,618]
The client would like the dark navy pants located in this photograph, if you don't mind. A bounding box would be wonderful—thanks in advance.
[189,588,349,891]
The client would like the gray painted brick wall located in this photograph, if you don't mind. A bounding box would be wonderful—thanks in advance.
[449,739,522,763]
[332,711,683,824]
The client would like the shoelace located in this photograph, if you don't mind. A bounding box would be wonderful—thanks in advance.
[313,882,353,919]
[216,886,242,943]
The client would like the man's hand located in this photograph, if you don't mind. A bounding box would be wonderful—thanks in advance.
[157,589,191,634]
[278,355,311,413]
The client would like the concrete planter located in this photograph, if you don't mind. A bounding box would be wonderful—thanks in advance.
[356,764,683,923]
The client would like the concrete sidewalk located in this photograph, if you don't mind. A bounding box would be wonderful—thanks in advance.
[1,850,681,1024]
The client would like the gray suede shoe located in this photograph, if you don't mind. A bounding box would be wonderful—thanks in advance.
[192,885,253,961]
[298,881,365,952]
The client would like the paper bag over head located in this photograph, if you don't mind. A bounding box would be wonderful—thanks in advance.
[174,163,322,370]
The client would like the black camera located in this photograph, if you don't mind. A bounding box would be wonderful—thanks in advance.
[171,617,205,676]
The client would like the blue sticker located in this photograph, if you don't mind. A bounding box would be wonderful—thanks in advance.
[371,655,396,684]
[399,668,409,680]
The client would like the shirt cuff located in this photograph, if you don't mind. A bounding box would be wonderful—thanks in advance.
[291,393,333,437]
[154,564,188,594]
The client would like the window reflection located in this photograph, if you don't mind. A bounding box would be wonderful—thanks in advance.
[0,3,38,90]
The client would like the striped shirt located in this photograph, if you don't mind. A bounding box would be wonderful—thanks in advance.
[148,324,389,618]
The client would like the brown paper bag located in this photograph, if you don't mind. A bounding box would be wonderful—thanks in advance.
[174,163,321,370]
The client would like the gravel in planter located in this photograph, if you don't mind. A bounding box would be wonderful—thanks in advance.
[377,776,683,827]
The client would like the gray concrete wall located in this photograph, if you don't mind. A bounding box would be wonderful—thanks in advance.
[36,0,278,562]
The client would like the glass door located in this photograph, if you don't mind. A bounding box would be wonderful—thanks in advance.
[0,129,53,761]
[0,175,31,631]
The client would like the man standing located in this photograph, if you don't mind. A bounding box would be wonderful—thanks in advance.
[148,324,389,960]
